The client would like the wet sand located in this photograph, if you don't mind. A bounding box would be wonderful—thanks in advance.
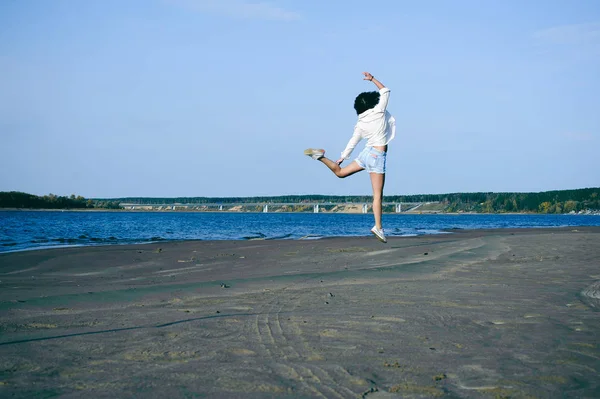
[1,228,599,398]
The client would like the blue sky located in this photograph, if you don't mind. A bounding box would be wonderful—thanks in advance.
[1,0,598,198]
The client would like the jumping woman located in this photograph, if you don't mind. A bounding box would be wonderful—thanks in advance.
[304,72,396,243]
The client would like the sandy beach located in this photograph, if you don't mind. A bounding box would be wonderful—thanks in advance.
[1,227,599,398]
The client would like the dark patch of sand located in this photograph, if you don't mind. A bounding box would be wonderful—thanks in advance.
[1,227,599,398]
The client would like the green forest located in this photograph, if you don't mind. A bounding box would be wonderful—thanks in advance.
[1,188,599,213]
[0,192,121,210]
[108,187,599,213]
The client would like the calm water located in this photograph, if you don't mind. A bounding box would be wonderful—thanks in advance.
[1,211,599,253]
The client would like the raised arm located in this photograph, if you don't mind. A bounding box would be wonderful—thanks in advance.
[363,72,390,111]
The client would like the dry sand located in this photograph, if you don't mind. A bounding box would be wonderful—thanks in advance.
[1,228,599,398]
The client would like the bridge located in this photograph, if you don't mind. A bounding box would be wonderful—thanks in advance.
[119,202,438,213]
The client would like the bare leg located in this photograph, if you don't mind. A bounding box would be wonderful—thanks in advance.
[319,157,364,178]
[370,172,385,229]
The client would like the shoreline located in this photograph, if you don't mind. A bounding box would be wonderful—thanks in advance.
[2,207,599,215]
[2,225,599,255]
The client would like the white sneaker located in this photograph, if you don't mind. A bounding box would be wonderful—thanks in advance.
[371,226,387,243]
[304,148,325,160]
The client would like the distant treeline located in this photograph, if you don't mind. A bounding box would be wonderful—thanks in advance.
[403,188,599,213]
[2,188,599,213]
[107,187,600,214]
[0,192,121,210]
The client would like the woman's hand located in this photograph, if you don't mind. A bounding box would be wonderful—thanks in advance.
[335,158,344,166]
[363,72,385,90]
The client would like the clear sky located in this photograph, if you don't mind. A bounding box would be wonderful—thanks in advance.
[1,0,599,198]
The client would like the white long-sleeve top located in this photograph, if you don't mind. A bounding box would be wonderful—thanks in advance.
[340,87,396,160]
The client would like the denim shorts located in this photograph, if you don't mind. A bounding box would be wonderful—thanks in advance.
[355,147,387,174]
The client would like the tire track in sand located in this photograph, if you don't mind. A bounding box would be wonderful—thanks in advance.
[248,281,364,398]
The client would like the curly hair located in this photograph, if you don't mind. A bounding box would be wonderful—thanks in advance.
[354,91,380,115]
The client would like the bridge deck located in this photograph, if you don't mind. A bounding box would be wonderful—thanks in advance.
[119,202,438,213]
[119,202,436,207]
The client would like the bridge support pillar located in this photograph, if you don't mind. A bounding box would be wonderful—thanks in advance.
[362,204,368,213]
[314,204,319,213]
[263,205,268,213]
[396,203,402,213]
[219,205,223,211]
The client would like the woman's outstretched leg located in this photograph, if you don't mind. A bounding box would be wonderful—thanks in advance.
[305,148,363,178]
